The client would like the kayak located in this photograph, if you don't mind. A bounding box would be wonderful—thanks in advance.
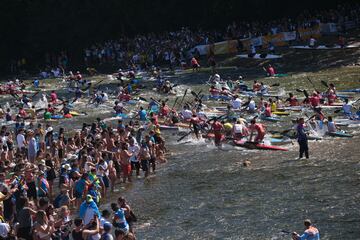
[70,111,85,116]
[272,111,290,116]
[203,133,226,141]
[290,44,357,50]
[277,106,303,112]
[233,139,288,151]
[273,73,289,77]
[115,113,129,119]
[159,125,179,130]
[326,131,353,138]
[269,137,292,145]
[204,95,232,101]
[260,115,280,122]
[237,54,282,59]
[51,115,64,119]
[340,88,360,93]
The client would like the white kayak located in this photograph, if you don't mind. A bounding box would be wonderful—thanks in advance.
[237,54,282,59]
[290,44,358,50]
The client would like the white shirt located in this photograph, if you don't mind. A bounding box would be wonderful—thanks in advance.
[343,103,352,114]
[129,144,140,162]
[233,124,244,133]
[16,133,25,149]
[181,109,192,119]
[309,38,316,47]
[248,100,256,111]
[231,98,242,109]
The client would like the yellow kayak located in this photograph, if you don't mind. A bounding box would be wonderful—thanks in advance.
[70,111,81,116]
[273,111,290,116]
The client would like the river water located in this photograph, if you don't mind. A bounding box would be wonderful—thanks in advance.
[1,69,359,239]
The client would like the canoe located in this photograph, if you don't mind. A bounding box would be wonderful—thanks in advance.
[260,115,281,122]
[272,111,290,116]
[326,131,353,138]
[233,139,288,151]
[237,54,282,59]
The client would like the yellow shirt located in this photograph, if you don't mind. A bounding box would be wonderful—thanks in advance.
[271,102,277,112]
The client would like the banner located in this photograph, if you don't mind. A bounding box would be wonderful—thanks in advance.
[209,40,238,55]
[320,23,338,34]
[298,25,321,40]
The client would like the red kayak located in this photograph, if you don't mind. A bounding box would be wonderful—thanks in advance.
[233,139,288,151]
[203,133,226,141]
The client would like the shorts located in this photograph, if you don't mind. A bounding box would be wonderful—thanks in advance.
[27,181,37,199]
[74,191,83,199]
[255,132,265,142]
[102,175,110,188]
[121,164,131,177]
[131,161,140,171]
[141,160,149,172]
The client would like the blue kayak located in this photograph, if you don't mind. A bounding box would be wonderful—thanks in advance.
[340,88,360,93]
[51,115,64,119]
[115,113,129,119]
[326,131,353,138]
[260,115,280,122]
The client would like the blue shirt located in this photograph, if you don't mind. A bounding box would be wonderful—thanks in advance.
[114,208,129,232]
[139,110,147,121]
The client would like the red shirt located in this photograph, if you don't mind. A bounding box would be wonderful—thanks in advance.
[212,122,223,131]
[50,92,57,102]
[209,88,220,96]
[19,109,27,117]
[251,123,265,134]
[160,105,170,116]
[191,58,199,66]
[309,96,320,107]
[268,67,276,76]
[264,106,271,117]
[289,97,298,106]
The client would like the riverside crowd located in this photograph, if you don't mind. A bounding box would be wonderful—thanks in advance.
[0,96,171,239]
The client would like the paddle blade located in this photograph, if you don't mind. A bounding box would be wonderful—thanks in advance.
[321,80,329,88]
[271,83,280,87]
[296,88,304,92]
[139,97,148,102]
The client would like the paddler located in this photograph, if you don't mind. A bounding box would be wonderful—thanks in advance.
[248,97,256,113]
[252,80,261,92]
[260,82,270,95]
[211,119,224,146]
[50,90,58,103]
[342,98,352,116]
[309,91,320,108]
[292,219,320,240]
[264,64,276,77]
[222,120,233,137]
[230,95,242,109]
[18,106,27,119]
[326,86,337,105]
[296,118,309,159]
[248,118,265,143]
[269,98,277,112]
[232,119,248,140]
[209,86,220,96]
[326,116,338,133]
[285,93,298,106]
[189,114,201,139]
[138,107,147,122]
[262,102,272,117]
[160,101,170,117]
[180,106,192,121]
[309,36,317,48]
[191,57,200,72]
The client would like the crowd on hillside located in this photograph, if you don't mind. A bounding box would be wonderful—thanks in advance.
[10,3,360,78]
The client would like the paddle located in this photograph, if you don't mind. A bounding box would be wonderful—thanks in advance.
[321,80,329,88]
[307,77,317,91]
[271,83,280,87]
[177,130,193,142]
[296,88,304,93]
[179,89,188,107]
[138,97,148,102]
[171,97,179,110]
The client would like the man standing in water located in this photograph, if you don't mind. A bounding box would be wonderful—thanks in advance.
[296,118,309,159]
[292,219,320,240]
